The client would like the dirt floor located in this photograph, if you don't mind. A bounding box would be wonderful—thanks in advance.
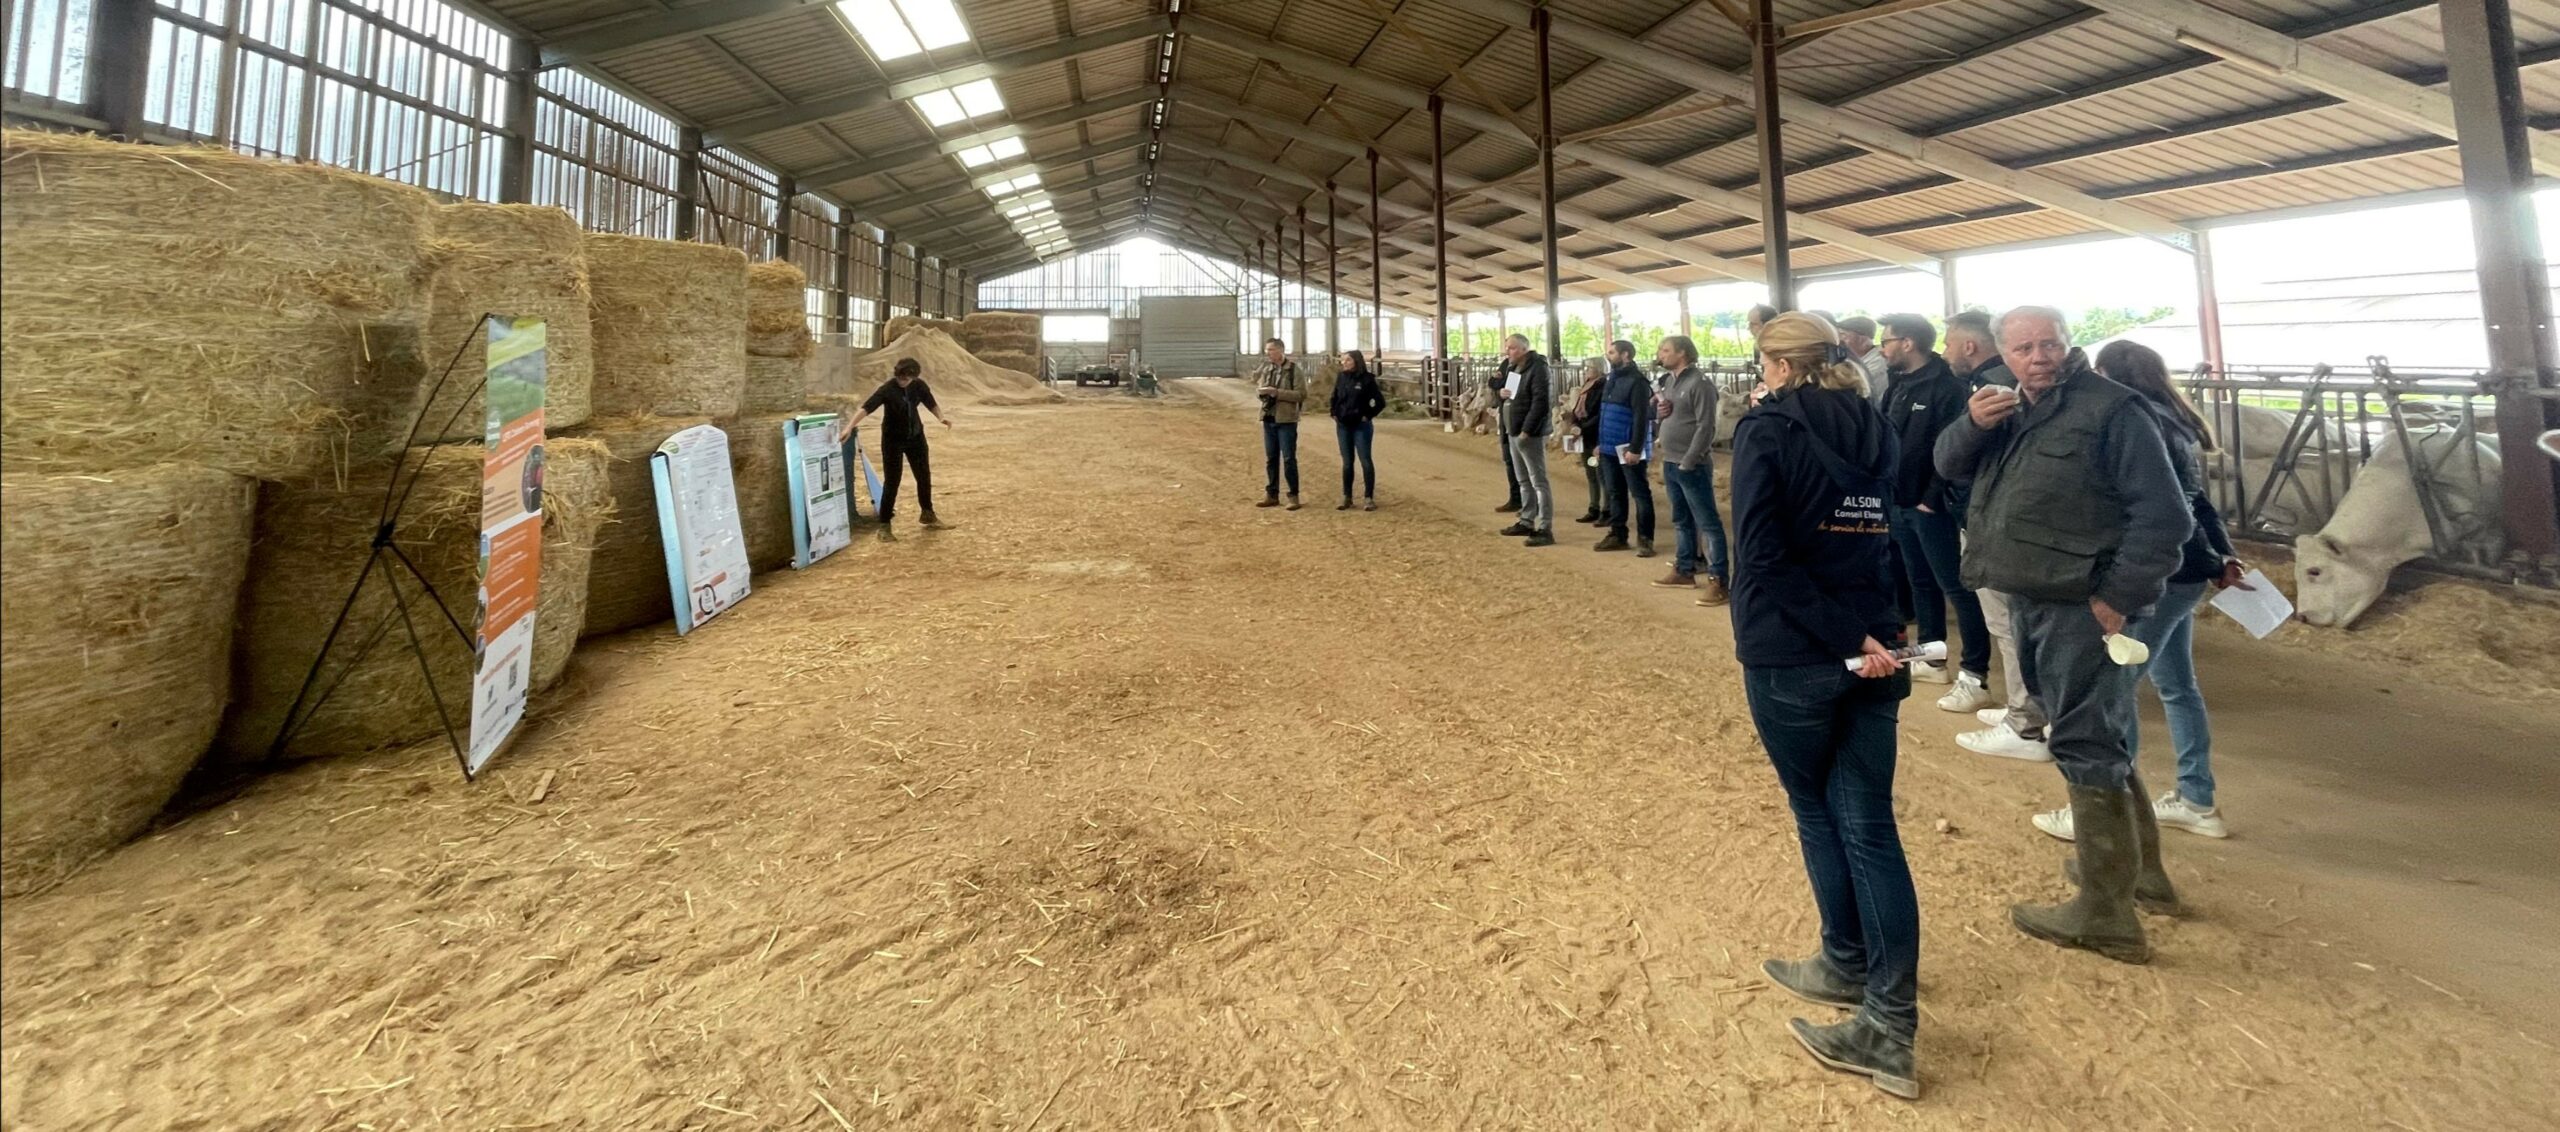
[5,380,2557,1130]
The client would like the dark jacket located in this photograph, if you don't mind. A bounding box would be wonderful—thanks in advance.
[1967,359,2015,390]
[1728,383,1905,668]
[1567,375,1605,450]
[1881,352,1967,512]
[1330,367,1387,424]
[2148,402,2241,585]
[1597,362,1653,455]
[1933,351,2192,613]
[1503,352,1553,438]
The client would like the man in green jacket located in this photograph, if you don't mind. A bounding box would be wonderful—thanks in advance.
[1254,338,1305,510]
[1934,306,2192,966]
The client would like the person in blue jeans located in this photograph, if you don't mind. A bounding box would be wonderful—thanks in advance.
[1727,312,1920,1099]
[1329,349,1387,511]
[1875,313,1994,704]
[1593,340,1656,556]
[1252,338,1305,510]
[2032,342,2244,855]
[1649,334,1730,604]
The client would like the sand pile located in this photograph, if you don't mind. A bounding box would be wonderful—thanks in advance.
[726,413,803,571]
[585,234,747,418]
[571,416,712,637]
[0,130,436,482]
[853,328,1060,406]
[746,260,814,360]
[218,440,611,760]
[0,465,256,896]
[406,203,594,443]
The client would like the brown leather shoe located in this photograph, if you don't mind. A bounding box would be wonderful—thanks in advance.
[1652,571,1696,588]
[1695,577,1731,606]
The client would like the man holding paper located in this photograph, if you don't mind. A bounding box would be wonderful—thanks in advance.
[1493,334,1556,547]
[1933,307,2192,966]
[1593,340,1657,556]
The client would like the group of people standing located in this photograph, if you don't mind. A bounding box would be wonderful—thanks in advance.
[1720,305,2248,1100]
[1252,337,1389,512]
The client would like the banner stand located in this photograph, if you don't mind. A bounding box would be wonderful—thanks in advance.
[264,315,502,782]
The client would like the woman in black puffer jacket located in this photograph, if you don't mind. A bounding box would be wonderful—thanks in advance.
[1330,350,1388,510]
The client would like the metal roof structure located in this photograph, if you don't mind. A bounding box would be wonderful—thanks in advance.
[473,0,2560,312]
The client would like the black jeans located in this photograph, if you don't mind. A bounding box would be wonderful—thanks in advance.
[1743,661,1920,1041]
[1336,421,1376,498]
[2012,595,2143,791]
[1262,420,1300,497]
[879,438,931,524]
[1599,456,1655,541]
[1891,505,1990,677]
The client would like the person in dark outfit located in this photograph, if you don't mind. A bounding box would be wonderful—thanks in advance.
[1564,358,1608,524]
[1727,312,1921,1100]
[2029,342,2248,858]
[1493,359,1524,514]
[1934,306,2192,965]
[1494,334,1556,546]
[1594,341,1657,556]
[1253,338,1306,510]
[842,357,951,542]
[1330,349,1388,511]
[1876,313,1994,709]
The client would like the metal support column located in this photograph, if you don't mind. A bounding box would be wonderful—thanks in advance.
[1273,220,1287,348]
[1369,149,1384,352]
[1750,0,1794,311]
[1601,294,1615,349]
[1534,5,1563,360]
[912,248,925,314]
[771,176,796,261]
[1939,256,1961,319]
[675,126,703,242]
[1296,206,1308,353]
[1432,95,1449,362]
[1254,238,1266,345]
[1678,287,1693,340]
[2443,0,2560,558]
[831,218,855,336]
[498,38,538,203]
[1328,191,1340,355]
[85,0,154,138]
[880,231,897,317]
[2193,231,2227,377]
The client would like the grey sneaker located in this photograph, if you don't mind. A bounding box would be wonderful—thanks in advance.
[1789,1016,1919,1100]
[1762,955,1862,1009]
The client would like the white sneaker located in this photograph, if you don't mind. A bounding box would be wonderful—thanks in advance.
[1975,707,2009,727]
[1935,670,1998,713]
[2031,803,2074,841]
[2153,790,2230,839]
[1956,721,2052,763]
[1907,659,1952,684]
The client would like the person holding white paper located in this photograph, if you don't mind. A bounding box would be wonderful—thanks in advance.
[2029,343,2244,846]
[1592,340,1657,556]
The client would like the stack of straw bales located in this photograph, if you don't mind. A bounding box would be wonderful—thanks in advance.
[404,203,595,444]
[0,130,436,483]
[1,466,257,896]
[962,311,1041,376]
[218,439,612,760]
[574,415,709,638]
[745,262,813,414]
[887,315,962,344]
[586,234,748,418]
[726,413,803,571]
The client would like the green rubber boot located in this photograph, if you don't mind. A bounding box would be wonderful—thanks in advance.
[2067,771,2184,916]
[2013,783,2151,964]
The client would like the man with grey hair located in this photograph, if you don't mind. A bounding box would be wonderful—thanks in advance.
[1835,315,1891,405]
[1935,305,2192,965]
[1495,333,1557,546]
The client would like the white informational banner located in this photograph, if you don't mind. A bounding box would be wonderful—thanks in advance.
[652,424,753,635]
[786,413,852,567]
[467,314,547,776]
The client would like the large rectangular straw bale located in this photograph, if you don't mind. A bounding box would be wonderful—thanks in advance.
[0,130,436,482]
[573,416,711,637]
[1,465,257,896]
[405,203,595,443]
[218,439,611,761]
[745,355,808,414]
[747,260,815,359]
[585,234,748,418]
[726,413,804,572]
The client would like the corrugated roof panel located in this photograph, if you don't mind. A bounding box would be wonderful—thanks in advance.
[813,100,934,152]
[1771,0,2082,120]
[989,64,1075,115]
[483,0,636,36]
[1819,178,2020,231]
[2138,149,2466,221]
[704,12,873,105]
[594,42,770,122]
[752,129,852,172]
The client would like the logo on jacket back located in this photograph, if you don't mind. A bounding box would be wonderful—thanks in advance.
[1818,493,1889,536]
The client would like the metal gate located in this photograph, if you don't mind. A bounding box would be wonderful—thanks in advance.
[1141,295,1239,378]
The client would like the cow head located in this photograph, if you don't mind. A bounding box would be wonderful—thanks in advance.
[2292,532,2389,628]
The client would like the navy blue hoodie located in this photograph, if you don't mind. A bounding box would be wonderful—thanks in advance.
[1727,382,1906,669]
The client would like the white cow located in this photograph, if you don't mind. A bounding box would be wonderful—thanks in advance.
[1455,376,1500,435]
[2294,427,2505,628]
[1712,385,1754,448]
[2203,403,2355,533]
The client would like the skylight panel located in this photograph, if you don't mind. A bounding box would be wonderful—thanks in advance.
[956,144,996,168]
[837,1,922,61]
[911,88,964,126]
[900,0,970,50]
[952,78,1005,118]
[988,136,1026,160]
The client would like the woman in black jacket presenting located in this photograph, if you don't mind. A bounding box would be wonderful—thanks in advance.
[1727,313,1921,1100]
[1330,350,1388,510]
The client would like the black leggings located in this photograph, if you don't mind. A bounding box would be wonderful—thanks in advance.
[880,440,931,523]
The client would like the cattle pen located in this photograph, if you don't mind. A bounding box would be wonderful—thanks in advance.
[4,0,2559,1128]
